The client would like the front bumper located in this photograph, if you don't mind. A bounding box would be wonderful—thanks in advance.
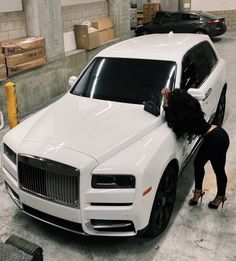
[2,154,147,237]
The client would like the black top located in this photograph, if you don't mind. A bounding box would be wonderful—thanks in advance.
[194,117,211,136]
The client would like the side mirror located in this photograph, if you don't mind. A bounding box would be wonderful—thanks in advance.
[144,95,160,117]
[68,76,78,87]
[187,88,206,101]
[0,111,4,130]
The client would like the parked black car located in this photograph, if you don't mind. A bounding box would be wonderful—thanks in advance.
[135,11,227,37]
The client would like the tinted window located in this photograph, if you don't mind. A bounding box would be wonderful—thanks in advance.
[192,44,211,86]
[71,57,177,105]
[160,13,179,23]
[155,12,170,20]
[202,41,218,68]
[181,13,199,21]
[181,51,197,90]
[181,43,212,90]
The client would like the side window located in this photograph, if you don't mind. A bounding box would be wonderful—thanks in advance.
[181,14,199,21]
[169,13,179,22]
[192,44,211,86]
[181,51,197,91]
[161,13,178,23]
[202,41,218,69]
[181,43,212,90]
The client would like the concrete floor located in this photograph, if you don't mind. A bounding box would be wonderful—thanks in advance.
[0,32,236,261]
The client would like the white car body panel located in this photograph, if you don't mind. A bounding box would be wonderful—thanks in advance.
[1,33,227,236]
[20,94,163,163]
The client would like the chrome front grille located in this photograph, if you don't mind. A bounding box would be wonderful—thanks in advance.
[18,155,80,208]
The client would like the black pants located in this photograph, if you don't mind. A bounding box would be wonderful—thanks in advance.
[194,127,230,196]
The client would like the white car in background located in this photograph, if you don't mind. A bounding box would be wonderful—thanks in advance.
[2,33,227,237]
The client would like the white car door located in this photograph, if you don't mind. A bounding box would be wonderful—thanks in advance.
[179,41,224,160]
[191,41,224,121]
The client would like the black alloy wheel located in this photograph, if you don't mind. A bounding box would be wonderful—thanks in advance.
[142,30,151,35]
[145,166,177,237]
[212,87,226,127]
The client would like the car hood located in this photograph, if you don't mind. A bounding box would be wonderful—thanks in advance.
[23,94,163,163]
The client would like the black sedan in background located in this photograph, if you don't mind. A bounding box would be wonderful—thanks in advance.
[135,11,227,37]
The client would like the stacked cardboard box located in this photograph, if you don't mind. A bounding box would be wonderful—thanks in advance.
[0,53,7,81]
[0,37,47,76]
[143,2,160,23]
[74,25,100,50]
[92,17,116,44]
[137,11,144,25]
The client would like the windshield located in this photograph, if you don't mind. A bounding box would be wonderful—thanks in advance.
[71,57,177,105]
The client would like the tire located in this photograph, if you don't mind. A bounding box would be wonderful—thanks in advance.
[212,87,226,127]
[144,166,178,237]
[142,30,151,35]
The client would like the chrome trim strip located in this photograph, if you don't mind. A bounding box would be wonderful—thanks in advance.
[91,222,133,229]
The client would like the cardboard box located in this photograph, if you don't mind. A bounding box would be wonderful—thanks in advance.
[92,17,116,44]
[6,47,46,66]
[143,3,160,22]
[0,53,5,65]
[74,25,100,50]
[99,27,116,43]
[7,56,47,76]
[91,17,113,31]
[143,3,160,11]
[1,37,45,56]
[0,64,7,81]
[143,16,152,23]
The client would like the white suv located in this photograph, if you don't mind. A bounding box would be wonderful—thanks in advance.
[2,33,227,237]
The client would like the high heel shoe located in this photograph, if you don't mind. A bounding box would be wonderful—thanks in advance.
[208,195,227,209]
[189,189,205,206]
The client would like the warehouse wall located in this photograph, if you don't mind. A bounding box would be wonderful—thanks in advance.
[0,11,27,41]
[0,0,23,13]
[62,1,108,32]
[108,0,131,40]
[191,0,236,11]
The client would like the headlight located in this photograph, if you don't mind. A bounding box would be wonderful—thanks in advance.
[3,144,16,164]
[92,175,135,189]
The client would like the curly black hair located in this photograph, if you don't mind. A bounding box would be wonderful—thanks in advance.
[165,89,209,142]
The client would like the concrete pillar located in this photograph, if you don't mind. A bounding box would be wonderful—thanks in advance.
[160,0,178,11]
[108,0,131,40]
[22,0,64,62]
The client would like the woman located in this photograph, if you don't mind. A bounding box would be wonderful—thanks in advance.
[161,87,230,209]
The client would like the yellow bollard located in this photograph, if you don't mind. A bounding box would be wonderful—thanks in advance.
[0,111,4,130]
[4,82,20,128]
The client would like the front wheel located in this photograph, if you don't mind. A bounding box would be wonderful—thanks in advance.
[144,166,178,237]
[212,87,226,126]
[141,30,151,35]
